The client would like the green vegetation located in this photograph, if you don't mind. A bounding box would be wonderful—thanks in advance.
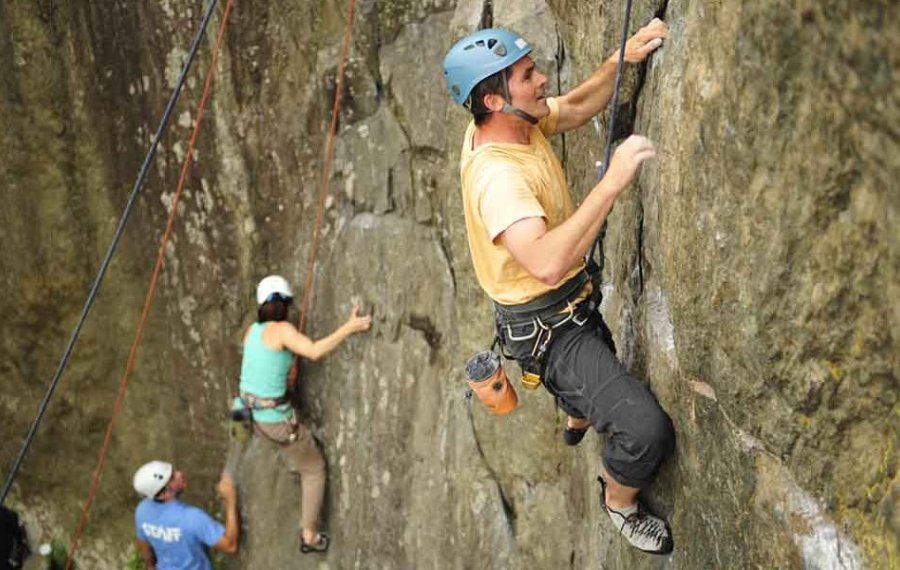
[45,540,75,570]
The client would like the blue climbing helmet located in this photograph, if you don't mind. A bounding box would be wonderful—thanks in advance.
[442,28,533,106]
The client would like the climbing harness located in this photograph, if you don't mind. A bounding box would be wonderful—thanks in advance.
[235,393,288,413]
[492,270,600,390]
[231,392,289,421]
[230,393,299,443]
[464,271,599,415]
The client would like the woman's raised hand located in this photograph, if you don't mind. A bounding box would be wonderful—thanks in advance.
[345,304,372,334]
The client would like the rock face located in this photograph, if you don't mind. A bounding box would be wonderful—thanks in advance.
[1,0,897,569]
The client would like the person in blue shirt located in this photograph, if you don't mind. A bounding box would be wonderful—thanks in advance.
[238,275,371,553]
[133,461,239,570]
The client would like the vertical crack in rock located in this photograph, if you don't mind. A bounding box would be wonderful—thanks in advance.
[627,0,669,303]
[612,0,670,143]
[480,0,493,29]
[657,0,670,21]
[438,232,458,293]
[555,26,567,164]
[385,166,396,213]
[465,398,518,538]
[636,198,645,297]
[497,483,517,537]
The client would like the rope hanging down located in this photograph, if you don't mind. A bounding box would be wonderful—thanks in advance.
[0,0,223,509]
[296,0,357,335]
[64,2,235,568]
[587,0,634,267]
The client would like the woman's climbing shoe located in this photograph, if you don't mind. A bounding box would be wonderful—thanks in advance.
[563,425,589,446]
[300,531,330,554]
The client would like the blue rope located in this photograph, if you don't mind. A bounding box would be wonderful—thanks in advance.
[588,0,635,266]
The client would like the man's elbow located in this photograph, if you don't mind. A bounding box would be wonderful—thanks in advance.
[218,538,239,554]
[569,112,591,131]
[562,102,593,131]
[533,265,569,287]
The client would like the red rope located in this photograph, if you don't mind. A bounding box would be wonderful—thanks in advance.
[64,1,235,567]
[297,0,357,334]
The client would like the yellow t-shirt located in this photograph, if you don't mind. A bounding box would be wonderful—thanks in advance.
[460,97,586,305]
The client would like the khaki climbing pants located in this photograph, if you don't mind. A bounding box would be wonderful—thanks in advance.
[254,419,326,531]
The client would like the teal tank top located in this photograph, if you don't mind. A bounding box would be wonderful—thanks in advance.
[239,323,294,423]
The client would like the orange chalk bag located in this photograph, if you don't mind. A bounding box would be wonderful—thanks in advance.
[465,350,518,416]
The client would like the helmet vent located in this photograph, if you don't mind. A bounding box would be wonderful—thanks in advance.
[492,43,507,57]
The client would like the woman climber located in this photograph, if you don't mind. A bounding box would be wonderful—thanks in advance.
[237,274,371,553]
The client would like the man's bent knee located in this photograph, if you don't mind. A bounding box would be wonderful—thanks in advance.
[603,398,675,488]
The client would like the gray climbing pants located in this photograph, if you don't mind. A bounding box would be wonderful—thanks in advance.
[502,310,675,489]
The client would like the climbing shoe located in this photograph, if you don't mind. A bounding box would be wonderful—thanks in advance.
[563,425,588,446]
[300,531,330,554]
[598,476,673,555]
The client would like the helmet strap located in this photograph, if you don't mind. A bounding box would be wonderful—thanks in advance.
[499,69,539,125]
[500,102,539,125]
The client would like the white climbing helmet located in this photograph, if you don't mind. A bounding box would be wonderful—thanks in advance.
[256,275,294,306]
[133,460,173,498]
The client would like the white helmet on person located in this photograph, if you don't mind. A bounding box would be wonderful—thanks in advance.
[133,460,173,498]
[256,275,294,306]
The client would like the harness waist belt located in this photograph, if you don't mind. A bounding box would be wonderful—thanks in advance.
[494,270,590,325]
[240,392,288,410]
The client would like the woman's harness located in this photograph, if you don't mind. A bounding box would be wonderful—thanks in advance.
[231,392,298,443]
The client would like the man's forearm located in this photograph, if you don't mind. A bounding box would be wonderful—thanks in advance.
[569,57,618,116]
[556,19,668,134]
[222,496,239,551]
[549,135,655,272]
[555,57,619,133]
[544,181,617,270]
[136,540,156,569]
[506,181,617,284]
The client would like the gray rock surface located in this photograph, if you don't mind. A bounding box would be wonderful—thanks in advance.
[0,0,896,568]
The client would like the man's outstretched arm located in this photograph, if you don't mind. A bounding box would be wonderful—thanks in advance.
[554,18,668,134]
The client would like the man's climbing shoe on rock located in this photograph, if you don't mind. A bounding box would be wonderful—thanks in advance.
[598,476,673,555]
[563,425,588,446]
[300,531,330,554]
